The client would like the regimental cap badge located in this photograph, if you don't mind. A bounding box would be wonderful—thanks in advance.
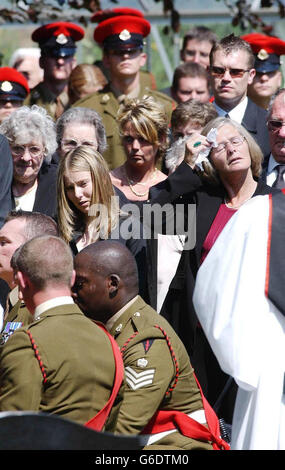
[257,49,269,61]
[56,33,68,45]
[101,94,110,103]
[1,81,13,92]
[119,29,131,41]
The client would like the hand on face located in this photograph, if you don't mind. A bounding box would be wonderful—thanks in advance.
[184,132,211,168]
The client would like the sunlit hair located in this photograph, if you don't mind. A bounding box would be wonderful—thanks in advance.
[199,116,263,184]
[57,145,120,244]
[0,104,56,164]
[68,64,107,104]
[267,87,285,116]
[171,99,218,134]
[117,96,169,163]
[209,34,255,69]
[171,62,210,93]
[56,107,107,155]
[182,26,217,52]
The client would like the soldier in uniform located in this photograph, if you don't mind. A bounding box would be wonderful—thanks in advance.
[73,241,229,450]
[241,32,285,110]
[91,8,157,92]
[25,21,85,120]
[0,211,58,344]
[0,235,124,430]
[73,9,175,170]
[0,67,29,123]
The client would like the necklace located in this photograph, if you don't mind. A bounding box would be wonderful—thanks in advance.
[224,195,252,209]
[124,166,158,197]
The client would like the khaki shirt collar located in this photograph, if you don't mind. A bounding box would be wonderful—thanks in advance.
[106,295,139,332]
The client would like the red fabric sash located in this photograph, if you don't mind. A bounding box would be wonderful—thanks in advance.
[142,374,230,450]
[85,323,124,431]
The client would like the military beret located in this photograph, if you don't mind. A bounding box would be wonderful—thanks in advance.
[91,8,144,23]
[32,22,85,58]
[94,14,151,51]
[0,67,29,101]
[242,33,285,73]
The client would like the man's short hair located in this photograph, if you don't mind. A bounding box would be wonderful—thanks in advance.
[5,210,58,241]
[209,34,255,69]
[182,26,217,52]
[12,235,74,290]
[171,62,210,93]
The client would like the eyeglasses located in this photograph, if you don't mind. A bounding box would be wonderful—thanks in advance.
[214,136,245,153]
[210,66,251,78]
[267,120,285,131]
[10,144,43,157]
[61,139,97,151]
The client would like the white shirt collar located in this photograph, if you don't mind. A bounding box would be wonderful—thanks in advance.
[267,153,280,174]
[214,97,248,124]
[34,296,74,321]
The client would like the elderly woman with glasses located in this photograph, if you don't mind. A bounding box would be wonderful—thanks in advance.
[0,105,57,216]
[148,116,280,428]
[55,107,107,161]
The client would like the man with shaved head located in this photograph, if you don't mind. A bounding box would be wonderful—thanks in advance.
[0,235,124,429]
[73,241,229,450]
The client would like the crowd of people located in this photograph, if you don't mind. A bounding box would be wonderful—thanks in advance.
[0,7,284,452]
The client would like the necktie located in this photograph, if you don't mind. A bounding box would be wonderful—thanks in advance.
[272,165,285,189]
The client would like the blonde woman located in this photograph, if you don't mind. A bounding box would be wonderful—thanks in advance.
[57,145,147,296]
[110,96,169,209]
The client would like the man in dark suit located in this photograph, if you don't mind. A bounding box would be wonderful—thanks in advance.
[208,34,270,157]
[261,88,285,188]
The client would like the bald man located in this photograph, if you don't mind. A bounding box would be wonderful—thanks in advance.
[0,235,124,430]
[73,241,229,450]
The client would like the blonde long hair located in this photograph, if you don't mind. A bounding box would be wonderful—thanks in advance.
[57,146,120,243]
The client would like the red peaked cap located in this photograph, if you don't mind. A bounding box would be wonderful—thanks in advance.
[241,33,285,55]
[241,33,285,73]
[91,8,144,23]
[0,67,29,100]
[32,22,85,43]
[94,15,151,49]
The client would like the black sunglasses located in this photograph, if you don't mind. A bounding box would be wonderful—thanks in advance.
[210,66,250,78]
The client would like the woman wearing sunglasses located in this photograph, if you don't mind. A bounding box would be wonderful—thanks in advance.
[148,116,279,430]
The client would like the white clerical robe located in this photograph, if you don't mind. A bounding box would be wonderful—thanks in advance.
[193,195,285,450]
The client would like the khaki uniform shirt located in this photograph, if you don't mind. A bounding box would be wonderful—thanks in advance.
[0,301,123,430]
[73,84,175,170]
[24,82,69,120]
[109,295,211,450]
